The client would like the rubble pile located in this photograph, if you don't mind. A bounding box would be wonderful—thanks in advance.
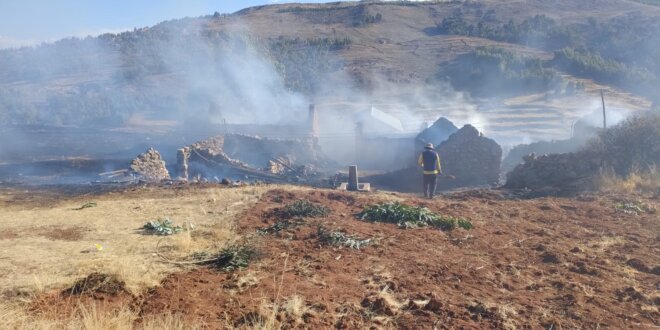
[176,134,326,181]
[437,125,502,187]
[129,148,171,182]
[176,135,247,179]
[505,152,601,195]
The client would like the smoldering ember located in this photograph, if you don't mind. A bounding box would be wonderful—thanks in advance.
[1,1,659,329]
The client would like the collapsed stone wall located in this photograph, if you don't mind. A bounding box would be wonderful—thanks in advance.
[176,134,326,180]
[129,148,171,182]
[505,152,601,194]
[437,125,502,187]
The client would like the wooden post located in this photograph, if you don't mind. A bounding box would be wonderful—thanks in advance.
[601,89,607,129]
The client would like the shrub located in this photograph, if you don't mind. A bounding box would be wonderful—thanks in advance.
[587,111,660,177]
[357,202,473,230]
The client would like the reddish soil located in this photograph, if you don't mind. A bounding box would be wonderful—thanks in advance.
[33,188,660,329]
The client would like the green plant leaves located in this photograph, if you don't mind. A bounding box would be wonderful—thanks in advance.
[357,202,473,231]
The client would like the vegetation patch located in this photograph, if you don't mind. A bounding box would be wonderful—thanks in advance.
[258,217,306,235]
[614,201,654,215]
[65,272,125,295]
[142,218,183,235]
[209,244,260,272]
[317,226,372,249]
[357,202,473,230]
[280,199,330,218]
[441,46,562,97]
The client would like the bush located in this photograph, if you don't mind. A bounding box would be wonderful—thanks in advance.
[587,111,660,177]
[281,199,330,218]
[357,202,473,230]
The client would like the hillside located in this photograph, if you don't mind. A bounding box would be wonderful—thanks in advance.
[0,0,658,146]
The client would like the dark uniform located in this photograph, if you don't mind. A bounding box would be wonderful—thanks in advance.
[418,146,442,199]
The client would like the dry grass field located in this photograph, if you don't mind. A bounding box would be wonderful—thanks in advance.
[0,185,271,296]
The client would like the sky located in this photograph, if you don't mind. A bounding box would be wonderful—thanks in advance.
[0,0,337,48]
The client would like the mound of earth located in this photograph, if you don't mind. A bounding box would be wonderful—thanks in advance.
[30,186,658,329]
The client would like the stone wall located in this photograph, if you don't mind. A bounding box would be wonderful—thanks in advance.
[505,152,602,194]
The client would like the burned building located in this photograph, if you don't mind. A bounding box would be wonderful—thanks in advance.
[176,133,328,181]
[364,124,502,191]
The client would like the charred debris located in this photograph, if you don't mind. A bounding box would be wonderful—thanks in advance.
[109,105,505,193]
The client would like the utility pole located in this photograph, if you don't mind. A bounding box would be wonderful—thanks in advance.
[601,89,607,129]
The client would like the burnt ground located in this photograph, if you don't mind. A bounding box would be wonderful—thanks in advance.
[29,187,659,329]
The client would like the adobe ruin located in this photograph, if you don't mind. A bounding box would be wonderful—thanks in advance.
[129,148,171,182]
[436,124,502,187]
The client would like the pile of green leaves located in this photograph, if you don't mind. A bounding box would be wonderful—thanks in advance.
[210,244,259,272]
[357,202,473,230]
[317,226,372,249]
[143,218,183,235]
[281,199,330,218]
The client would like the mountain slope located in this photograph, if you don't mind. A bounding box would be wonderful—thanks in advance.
[0,0,658,145]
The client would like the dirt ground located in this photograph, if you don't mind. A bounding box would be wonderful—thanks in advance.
[6,185,660,329]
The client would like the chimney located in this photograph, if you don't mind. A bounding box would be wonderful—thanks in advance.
[308,104,319,138]
[307,103,319,146]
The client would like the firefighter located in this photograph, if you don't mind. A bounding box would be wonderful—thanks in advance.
[418,143,442,199]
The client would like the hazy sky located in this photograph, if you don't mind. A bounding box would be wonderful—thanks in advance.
[0,0,335,48]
